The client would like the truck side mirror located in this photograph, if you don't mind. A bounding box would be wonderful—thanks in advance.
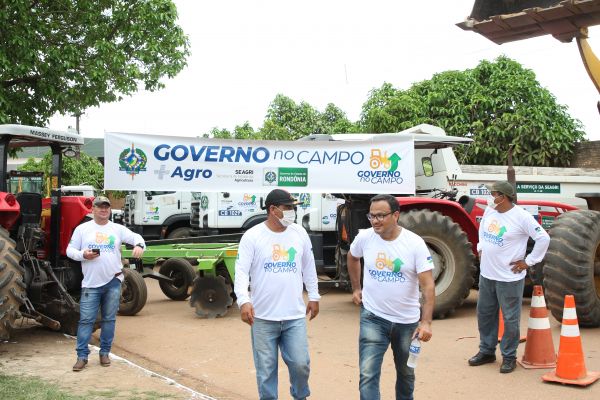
[422,157,434,177]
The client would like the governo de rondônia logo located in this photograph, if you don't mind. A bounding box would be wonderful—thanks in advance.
[119,144,148,178]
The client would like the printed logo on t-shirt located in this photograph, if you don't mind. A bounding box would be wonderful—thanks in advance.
[482,219,507,247]
[368,251,406,283]
[89,232,116,252]
[535,226,541,233]
[263,244,298,273]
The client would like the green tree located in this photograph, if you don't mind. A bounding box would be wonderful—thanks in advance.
[260,94,357,140]
[0,0,190,126]
[360,56,585,167]
[18,152,104,190]
[204,122,258,139]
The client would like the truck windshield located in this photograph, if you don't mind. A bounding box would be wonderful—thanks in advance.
[191,192,203,200]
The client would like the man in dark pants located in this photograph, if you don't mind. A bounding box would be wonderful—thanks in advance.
[468,181,549,373]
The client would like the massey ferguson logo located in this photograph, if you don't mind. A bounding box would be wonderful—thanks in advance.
[119,144,147,179]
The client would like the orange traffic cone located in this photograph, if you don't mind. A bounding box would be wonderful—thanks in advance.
[498,308,526,343]
[542,295,600,386]
[518,285,556,369]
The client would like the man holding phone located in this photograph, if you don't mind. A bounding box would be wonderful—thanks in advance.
[67,196,145,372]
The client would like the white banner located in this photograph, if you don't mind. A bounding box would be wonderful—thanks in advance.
[104,132,415,194]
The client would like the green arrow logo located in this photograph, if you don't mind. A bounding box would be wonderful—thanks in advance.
[388,153,402,172]
[392,258,404,273]
[287,247,297,263]
[498,226,507,238]
[251,195,256,203]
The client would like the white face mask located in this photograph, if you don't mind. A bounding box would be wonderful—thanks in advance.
[487,196,503,209]
[277,208,296,226]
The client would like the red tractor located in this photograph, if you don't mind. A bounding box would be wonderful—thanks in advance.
[335,190,576,319]
[0,124,146,340]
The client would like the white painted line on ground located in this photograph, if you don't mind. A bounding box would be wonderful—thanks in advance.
[64,334,216,400]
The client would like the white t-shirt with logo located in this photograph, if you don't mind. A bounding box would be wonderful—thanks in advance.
[477,205,550,282]
[350,227,434,324]
[234,222,321,321]
[66,220,145,288]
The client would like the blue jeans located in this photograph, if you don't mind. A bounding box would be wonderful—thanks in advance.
[359,307,418,400]
[251,317,310,400]
[76,277,121,359]
[476,275,525,360]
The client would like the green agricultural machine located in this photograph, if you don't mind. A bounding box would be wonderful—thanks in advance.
[121,234,240,318]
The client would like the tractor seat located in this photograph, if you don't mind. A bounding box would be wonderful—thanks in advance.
[15,192,43,225]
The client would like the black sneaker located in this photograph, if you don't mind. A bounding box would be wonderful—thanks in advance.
[468,352,496,366]
[500,358,517,373]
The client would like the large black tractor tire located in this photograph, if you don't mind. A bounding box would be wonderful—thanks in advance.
[544,210,600,327]
[398,210,476,319]
[0,228,25,340]
[158,258,197,300]
[167,227,191,239]
[118,268,147,316]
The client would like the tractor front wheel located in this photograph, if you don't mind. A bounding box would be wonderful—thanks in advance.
[118,268,147,316]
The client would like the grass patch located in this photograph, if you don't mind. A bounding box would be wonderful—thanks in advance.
[1,374,180,400]
[0,374,85,400]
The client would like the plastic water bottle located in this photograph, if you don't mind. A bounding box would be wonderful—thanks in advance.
[406,338,421,368]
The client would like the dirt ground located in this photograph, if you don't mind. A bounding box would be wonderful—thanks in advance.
[2,280,599,400]
[0,325,212,399]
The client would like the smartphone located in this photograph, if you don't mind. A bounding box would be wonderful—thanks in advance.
[92,248,100,255]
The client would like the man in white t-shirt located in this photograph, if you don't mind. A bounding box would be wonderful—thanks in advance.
[347,194,435,400]
[468,181,549,373]
[67,196,145,372]
[234,189,320,400]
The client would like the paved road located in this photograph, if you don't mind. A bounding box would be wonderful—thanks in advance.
[110,280,600,399]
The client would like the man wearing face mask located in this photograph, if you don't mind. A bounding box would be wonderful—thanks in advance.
[234,188,320,400]
[469,181,550,374]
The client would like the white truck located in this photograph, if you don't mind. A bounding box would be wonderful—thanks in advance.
[123,190,198,239]
[190,191,343,273]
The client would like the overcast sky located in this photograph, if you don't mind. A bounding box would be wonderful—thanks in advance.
[49,0,600,140]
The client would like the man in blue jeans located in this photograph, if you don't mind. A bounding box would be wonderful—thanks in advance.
[234,189,320,400]
[347,194,435,400]
[469,181,549,373]
[67,196,145,372]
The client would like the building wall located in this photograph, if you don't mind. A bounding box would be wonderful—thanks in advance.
[572,141,600,168]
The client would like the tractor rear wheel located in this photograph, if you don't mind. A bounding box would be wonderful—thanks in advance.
[398,210,475,319]
[118,268,147,316]
[167,227,191,239]
[159,258,197,300]
[544,210,600,327]
[0,228,25,340]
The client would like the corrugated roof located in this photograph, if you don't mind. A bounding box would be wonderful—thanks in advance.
[457,0,600,44]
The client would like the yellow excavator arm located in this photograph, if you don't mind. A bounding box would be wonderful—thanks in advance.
[578,28,600,92]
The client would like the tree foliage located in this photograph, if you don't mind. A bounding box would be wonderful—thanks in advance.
[18,152,104,190]
[207,94,358,141]
[360,56,585,167]
[259,94,358,140]
[207,122,257,139]
[0,0,190,126]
